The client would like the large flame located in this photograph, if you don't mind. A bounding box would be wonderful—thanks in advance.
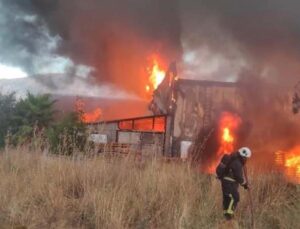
[75,99,102,123]
[208,112,242,173]
[146,56,166,93]
[221,127,234,152]
[275,146,300,183]
[81,108,102,123]
[218,112,241,156]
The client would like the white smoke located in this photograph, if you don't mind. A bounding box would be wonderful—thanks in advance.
[0,0,88,78]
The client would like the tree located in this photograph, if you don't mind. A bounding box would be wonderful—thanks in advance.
[0,92,16,148]
[47,112,87,155]
[11,93,56,145]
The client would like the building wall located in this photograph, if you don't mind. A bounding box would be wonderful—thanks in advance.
[118,131,165,157]
[87,122,119,142]
[86,116,166,156]
[171,81,241,156]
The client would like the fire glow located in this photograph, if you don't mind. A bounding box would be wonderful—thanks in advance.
[75,99,102,123]
[218,112,241,156]
[81,108,102,123]
[222,128,234,147]
[208,112,242,173]
[146,57,166,93]
[275,146,300,183]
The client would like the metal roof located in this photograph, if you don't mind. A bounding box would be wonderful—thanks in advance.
[176,79,238,88]
[86,114,168,125]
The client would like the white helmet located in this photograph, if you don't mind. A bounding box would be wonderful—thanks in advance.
[238,147,252,158]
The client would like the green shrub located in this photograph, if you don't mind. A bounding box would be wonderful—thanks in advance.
[47,112,87,155]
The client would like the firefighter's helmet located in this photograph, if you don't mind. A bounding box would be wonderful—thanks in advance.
[238,147,252,158]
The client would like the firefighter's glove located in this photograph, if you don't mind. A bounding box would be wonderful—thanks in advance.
[242,183,249,190]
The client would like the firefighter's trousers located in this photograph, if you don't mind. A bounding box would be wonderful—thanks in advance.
[221,178,240,219]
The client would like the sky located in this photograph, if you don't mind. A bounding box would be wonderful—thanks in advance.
[0,64,28,79]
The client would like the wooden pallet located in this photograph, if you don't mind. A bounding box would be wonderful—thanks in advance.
[96,143,132,155]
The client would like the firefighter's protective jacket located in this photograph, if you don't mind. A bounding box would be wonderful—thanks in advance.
[223,153,245,185]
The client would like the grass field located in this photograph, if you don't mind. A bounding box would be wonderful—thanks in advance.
[0,148,299,229]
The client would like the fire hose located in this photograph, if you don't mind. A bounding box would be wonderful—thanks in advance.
[243,165,255,229]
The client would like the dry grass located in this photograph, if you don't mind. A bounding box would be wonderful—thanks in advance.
[0,148,299,229]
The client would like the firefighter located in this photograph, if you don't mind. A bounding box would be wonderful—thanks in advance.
[220,147,251,220]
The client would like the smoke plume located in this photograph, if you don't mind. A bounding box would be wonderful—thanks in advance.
[181,1,300,84]
[2,1,300,91]
[0,0,182,96]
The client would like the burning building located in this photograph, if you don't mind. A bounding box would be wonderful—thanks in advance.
[149,64,241,156]
[86,61,300,183]
[87,63,241,160]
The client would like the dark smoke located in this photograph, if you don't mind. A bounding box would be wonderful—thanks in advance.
[181,0,300,86]
[238,71,300,158]
[3,1,300,91]
[199,0,300,58]
[0,0,182,96]
[29,0,182,96]
[0,0,53,74]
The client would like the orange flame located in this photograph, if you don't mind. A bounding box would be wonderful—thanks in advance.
[75,98,102,123]
[81,108,102,123]
[208,112,242,173]
[218,112,241,156]
[146,56,166,93]
[275,146,300,183]
[222,127,234,148]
